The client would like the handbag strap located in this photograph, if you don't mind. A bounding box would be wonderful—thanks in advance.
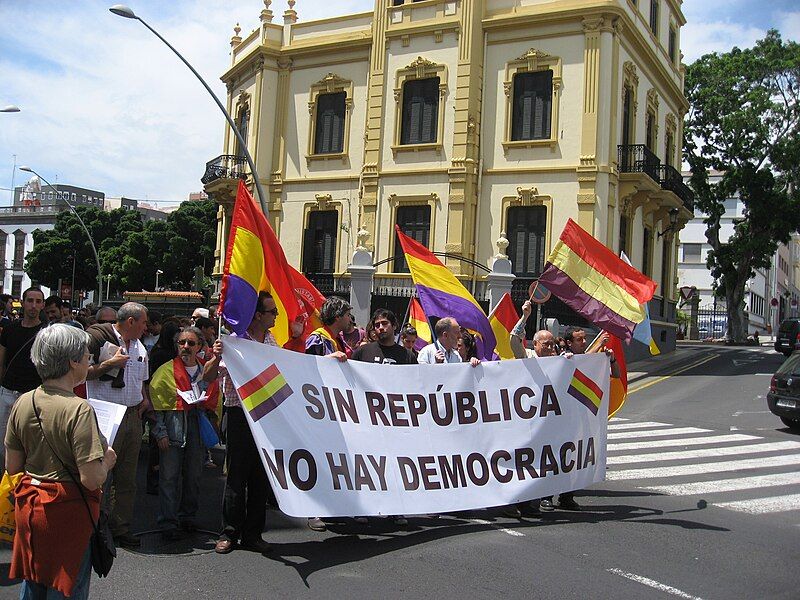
[30,389,100,535]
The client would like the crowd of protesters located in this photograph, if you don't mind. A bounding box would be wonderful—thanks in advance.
[0,287,618,597]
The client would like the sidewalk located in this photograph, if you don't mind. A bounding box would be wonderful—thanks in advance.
[626,342,716,384]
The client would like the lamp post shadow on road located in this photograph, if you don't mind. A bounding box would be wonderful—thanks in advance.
[108,4,269,217]
[19,166,104,305]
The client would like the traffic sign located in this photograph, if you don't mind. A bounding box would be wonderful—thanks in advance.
[527,280,551,304]
[771,297,779,307]
[679,286,696,301]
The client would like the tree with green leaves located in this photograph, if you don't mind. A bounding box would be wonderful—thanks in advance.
[26,200,218,299]
[684,30,800,342]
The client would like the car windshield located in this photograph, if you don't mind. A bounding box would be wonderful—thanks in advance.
[776,352,800,376]
[779,320,798,334]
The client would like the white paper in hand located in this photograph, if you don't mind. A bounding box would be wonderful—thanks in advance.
[88,399,127,446]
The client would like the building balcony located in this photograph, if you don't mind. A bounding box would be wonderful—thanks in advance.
[656,164,694,213]
[618,144,661,183]
[201,155,248,185]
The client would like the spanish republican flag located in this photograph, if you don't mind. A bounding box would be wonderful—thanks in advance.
[489,292,519,360]
[395,226,497,361]
[538,219,657,342]
[606,333,628,418]
[150,358,219,412]
[285,265,325,351]
[220,181,304,345]
[407,297,432,351]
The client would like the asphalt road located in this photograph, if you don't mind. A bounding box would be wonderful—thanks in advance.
[1,344,797,599]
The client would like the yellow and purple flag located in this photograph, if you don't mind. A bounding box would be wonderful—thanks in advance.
[489,292,519,360]
[538,219,657,342]
[407,297,432,351]
[395,226,496,360]
[219,181,304,345]
[238,363,294,422]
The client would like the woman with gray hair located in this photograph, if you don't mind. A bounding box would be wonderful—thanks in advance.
[5,324,116,599]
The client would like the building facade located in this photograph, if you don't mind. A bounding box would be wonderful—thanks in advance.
[205,0,693,354]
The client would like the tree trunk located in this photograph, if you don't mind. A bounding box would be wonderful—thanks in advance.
[725,282,748,342]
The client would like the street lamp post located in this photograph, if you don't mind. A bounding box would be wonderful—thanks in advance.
[19,166,104,305]
[108,5,269,217]
[106,274,112,299]
[155,269,163,291]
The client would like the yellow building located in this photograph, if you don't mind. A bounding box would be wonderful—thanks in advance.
[204,0,693,354]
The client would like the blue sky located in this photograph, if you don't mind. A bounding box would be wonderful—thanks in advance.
[0,0,798,207]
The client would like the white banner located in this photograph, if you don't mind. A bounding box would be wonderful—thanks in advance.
[223,336,609,517]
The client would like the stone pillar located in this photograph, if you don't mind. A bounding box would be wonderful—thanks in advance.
[486,233,515,312]
[348,229,376,328]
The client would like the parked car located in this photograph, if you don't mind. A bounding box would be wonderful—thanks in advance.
[773,318,800,357]
[768,351,800,431]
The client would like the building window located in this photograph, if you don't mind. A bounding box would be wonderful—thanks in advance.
[507,206,547,277]
[13,230,25,270]
[394,205,431,273]
[511,71,553,141]
[660,238,671,298]
[302,210,338,274]
[750,292,764,317]
[683,243,702,263]
[621,86,634,147]
[503,48,562,150]
[665,128,675,167]
[649,0,659,36]
[642,227,652,277]
[314,92,346,155]
[645,111,656,152]
[619,214,629,256]
[668,27,677,64]
[11,275,22,298]
[235,105,249,156]
[400,78,440,145]
[307,73,354,161]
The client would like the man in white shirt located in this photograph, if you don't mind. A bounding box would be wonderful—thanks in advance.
[418,317,480,366]
[86,302,150,548]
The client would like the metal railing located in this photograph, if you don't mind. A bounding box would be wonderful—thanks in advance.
[201,155,248,185]
[618,144,660,182]
[656,164,694,212]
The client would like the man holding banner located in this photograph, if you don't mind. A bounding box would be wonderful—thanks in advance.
[206,291,278,555]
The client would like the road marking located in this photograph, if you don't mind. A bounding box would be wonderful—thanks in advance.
[607,433,758,451]
[607,427,711,440]
[628,353,719,395]
[714,493,800,514]
[607,421,672,431]
[607,453,800,480]
[469,518,525,537]
[644,472,800,495]
[606,568,705,600]
[731,410,771,416]
[607,441,800,464]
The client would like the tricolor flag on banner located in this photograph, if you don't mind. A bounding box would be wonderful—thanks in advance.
[220,181,304,345]
[238,363,294,422]
[568,368,604,415]
[489,292,519,360]
[606,333,628,418]
[395,226,496,361]
[407,297,432,351]
[538,219,657,342]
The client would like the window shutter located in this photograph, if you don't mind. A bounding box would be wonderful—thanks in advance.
[315,92,346,154]
[401,78,439,145]
[512,71,552,141]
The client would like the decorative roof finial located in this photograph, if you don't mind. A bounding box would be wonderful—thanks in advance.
[284,0,298,24]
[260,0,273,24]
[230,22,242,48]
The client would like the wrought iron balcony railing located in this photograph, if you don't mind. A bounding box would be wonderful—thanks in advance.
[201,155,248,185]
[656,164,695,212]
[617,144,660,183]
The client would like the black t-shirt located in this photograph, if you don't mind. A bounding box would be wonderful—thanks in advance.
[352,342,417,365]
[0,320,45,393]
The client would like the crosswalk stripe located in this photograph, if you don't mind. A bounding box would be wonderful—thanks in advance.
[607,427,712,440]
[644,472,800,495]
[607,421,672,431]
[606,453,800,480]
[607,434,758,452]
[714,493,800,514]
[607,441,800,465]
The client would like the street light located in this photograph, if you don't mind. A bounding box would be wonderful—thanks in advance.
[109,4,269,217]
[1,105,20,113]
[106,274,112,299]
[155,269,163,290]
[18,166,104,305]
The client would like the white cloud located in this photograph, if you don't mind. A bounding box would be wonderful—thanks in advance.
[681,20,766,63]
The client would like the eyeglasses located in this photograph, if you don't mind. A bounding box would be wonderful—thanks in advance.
[177,339,197,347]
[259,308,279,316]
